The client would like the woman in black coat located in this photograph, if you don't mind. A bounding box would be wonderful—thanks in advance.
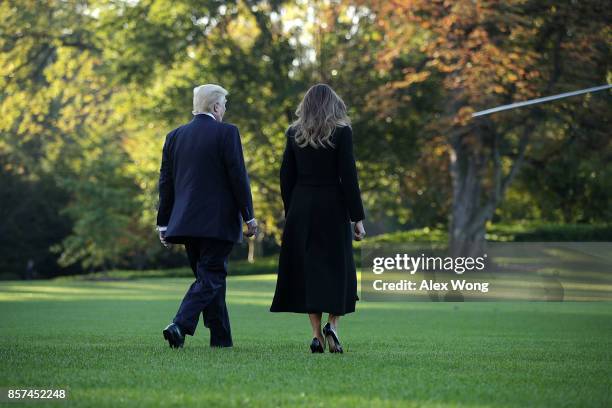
[270,84,366,353]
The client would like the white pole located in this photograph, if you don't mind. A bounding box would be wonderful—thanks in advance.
[472,84,612,117]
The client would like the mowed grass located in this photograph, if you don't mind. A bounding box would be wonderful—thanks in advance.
[0,274,611,407]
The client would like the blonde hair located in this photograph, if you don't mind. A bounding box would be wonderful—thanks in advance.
[291,84,351,149]
[192,84,228,115]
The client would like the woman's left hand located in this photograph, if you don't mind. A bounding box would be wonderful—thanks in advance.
[353,220,366,241]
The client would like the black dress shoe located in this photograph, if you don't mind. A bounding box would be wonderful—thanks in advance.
[162,323,185,349]
[322,323,343,353]
[310,337,324,353]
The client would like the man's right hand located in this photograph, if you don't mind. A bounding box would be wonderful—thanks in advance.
[245,219,258,238]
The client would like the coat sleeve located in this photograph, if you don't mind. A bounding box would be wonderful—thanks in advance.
[337,126,365,222]
[222,125,255,222]
[280,130,297,218]
[156,132,175,227]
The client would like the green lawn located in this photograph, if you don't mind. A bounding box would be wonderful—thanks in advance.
[0,275,610,407]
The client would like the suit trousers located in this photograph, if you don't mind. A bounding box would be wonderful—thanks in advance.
[172,237,234,347]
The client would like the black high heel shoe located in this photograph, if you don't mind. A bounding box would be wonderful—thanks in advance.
[310,337,324,353]
[323,323,343,353]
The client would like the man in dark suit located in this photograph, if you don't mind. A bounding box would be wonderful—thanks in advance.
[157,84,257,349]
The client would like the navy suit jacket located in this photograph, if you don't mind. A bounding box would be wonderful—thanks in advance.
[156,113,255,244]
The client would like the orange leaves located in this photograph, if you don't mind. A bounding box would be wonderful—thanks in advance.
[453,106,475,127]
[391,70,431,89]
[465,27,489,49]
[492,85,505,94]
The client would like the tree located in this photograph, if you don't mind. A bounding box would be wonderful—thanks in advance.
[363,0,611,255]
[2,0,609,275]
[1,0,161,270]
[304,1,450,231]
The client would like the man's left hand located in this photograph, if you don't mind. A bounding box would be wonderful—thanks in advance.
[245,219,258,238]
[159,230,170,248]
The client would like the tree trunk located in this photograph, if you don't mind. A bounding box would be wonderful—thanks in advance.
[448,117,535,257]
[448,137,488,258]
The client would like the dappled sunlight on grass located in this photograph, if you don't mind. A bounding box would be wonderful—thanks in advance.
[0,293,182,302]
[227,297,273,306]
[2,274,612,304]
[0,280,188,302]
[230,273,278,282]
[227,290,273,298]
